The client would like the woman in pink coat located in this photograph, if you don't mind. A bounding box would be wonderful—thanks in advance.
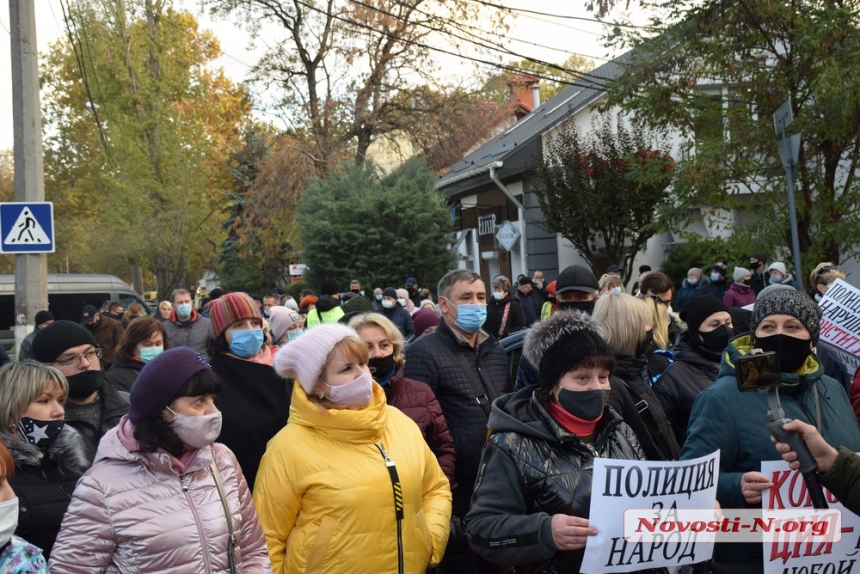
[49,347,271,573]
[723,266,757,308]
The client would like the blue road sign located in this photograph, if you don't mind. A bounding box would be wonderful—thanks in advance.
[0,202,55,253]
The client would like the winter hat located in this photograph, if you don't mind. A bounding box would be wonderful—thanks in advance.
[33,320,98,363]
[767,262,787,276]
[396,288,411,302]
[284,299,299,311]
[413,308,440,338]
[405,277,418,287]
[209,292,262,338]
[129,347,212,424]
[546,280,557,298]
[523,310,615,390]
[556,265,599,294]
[710,264,727,276]
[300,295,318,309]
[268,306,303,341]
[320,280,339,297]
[687,267,703,280]
[518,276,534,287]
[382,287,398,299]
[341,294,373,316]
[751,287,822,344]
[750,252,768,263]
[34,310,54,326]
[208,288,225,301]
[275,323,358,393]
[733,267,752,283]
[80,305,99,324]
[680,295,730,334]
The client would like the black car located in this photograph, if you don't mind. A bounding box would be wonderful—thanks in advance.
[499,328,529,383]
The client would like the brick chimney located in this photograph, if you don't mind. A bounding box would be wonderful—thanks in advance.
[507,73,541,120]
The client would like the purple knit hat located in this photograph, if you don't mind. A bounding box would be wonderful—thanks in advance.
[129,347,212,424]
[209,292,262,338]
[274,323,358,394]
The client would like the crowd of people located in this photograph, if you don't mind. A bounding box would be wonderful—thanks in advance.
[0,255,855,573]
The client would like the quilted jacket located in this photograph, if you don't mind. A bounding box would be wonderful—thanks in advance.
[403,320,511,488]
[48,416,271,573]
[253,382,451,574]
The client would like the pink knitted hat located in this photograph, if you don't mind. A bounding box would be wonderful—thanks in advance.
[209,292,262,338]
[268,306,302,341]
[275,323,359,393]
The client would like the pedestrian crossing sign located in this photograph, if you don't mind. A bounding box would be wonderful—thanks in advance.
[0,202,55,253]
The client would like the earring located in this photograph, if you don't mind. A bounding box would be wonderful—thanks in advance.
[318,393,325,399]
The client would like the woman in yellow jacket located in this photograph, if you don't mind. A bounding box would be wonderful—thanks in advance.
[256,323,451,574]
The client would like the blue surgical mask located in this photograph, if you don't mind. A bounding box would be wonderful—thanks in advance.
[138,346,163,363]
[449,302,487,333]
[687,278,698,286]
[375,294,383,301]
[177,303,192,317]
[287,330,302,342]
[710,273,721,283]
[229,329,264,358]
[397,298,407,307]
[610,287,622,294]
[770,275,783,284]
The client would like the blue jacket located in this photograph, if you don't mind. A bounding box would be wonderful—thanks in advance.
[675,278,707,310]
[681,333,860,568]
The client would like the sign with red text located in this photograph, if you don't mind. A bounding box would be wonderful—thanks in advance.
[762,459,859,574]
[581,452,719,573]
[819,279,860,374]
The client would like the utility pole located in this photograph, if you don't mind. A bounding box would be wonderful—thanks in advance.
[10,0,48,355]
[773,97,804,292]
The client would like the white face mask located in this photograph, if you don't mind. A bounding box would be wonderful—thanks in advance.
[382,299,394,309]
[397,298,407,307]
[0,498,18,547]
[492,291,505,300]
[166,407,223,449]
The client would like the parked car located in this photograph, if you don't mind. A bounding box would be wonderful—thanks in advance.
[499,328,529,383]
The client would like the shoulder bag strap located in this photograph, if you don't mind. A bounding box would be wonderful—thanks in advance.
[498,302,511,338]
[209,461,238,574]
[454,351,491,417]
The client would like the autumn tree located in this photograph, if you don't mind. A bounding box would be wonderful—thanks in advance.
[481,55,596,105]
[533,114,674,279]
[0,152,13,273]
[42,1,251,298]
[602,0,860,273]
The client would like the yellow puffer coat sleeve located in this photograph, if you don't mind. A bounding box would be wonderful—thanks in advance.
[419,433,452,566]
[252,442,302,574]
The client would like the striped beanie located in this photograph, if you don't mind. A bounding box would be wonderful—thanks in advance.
[209,292,262,338]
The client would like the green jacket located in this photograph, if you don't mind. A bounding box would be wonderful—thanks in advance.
[681,333,860,568]
[305,305,345,328]
[822,447,860,517]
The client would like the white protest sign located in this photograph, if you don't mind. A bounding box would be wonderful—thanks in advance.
[819,278,860,356]
[762,459,860,574]
[581,451,719,573]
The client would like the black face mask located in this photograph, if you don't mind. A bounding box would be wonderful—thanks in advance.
[741,279,751,286]
[368,354,397,383]
[558,300,595,316]
[635,329,654,357]
[557,388,609,421]
[66,370,103,400]
[698,325,734,356]
[351,289,361,294]
[18,417,65,449]
[754,333,813,374]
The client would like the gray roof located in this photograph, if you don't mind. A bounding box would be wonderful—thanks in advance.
[436,53,630,196]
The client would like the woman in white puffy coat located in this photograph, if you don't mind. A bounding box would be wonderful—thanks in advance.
[49,347,271,573]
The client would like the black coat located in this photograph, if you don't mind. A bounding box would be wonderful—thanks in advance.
[651,331,721,447]
[64,377,128,464]
[608,353,681,461]
[701,279,730,301]
[465,390,643,573]
[485,295,526,339]
[515,291,538,326]
[211,353,292,490]
[381,305,414,339]
[403,320,511,491]
[104,355,144,394]
[2,426,90,558]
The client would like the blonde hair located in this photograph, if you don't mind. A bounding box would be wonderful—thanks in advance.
[640,294,670,350]
[593,293,652,356]
[309,337,370,405]
[492,275,512,292]
[0,361,68,431]
[810,262,846,292]
[348,312,406,366]
[599,275,623,292]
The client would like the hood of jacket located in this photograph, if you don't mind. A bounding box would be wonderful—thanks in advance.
[717,333,823,393]
[315,294,341,314]
[289,378,389,444]
[1,424,90,475]
[728,282,752,293]
[613,352,647,382]
[682,278,706,290]
[673,330,722,372]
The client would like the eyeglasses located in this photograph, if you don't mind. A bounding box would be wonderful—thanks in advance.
[645,294,672,307]
[54,348,102,368]
[816,266,840,277]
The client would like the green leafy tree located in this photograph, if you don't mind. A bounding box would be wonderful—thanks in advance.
[481,55,596,104]
[298,158,455,290]
[533,114,674,280]
[659,235,761,300]
[603,0,860,275]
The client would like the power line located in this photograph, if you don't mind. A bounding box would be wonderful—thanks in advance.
[467,0,666,32]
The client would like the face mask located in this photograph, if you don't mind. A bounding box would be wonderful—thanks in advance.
[558,300,596,316]
[229,328,264,358]
[382,299,394,309]
[741,279,751,286]
[397,298,407,307]
[698,325,733,356]
[18,417,65,448]
[375,294,383,301]
[754,333,813,374]
[687,278,698,286]
[0,498,17,547]
[556,388,609,421]
[323,372,373,409]
[368,354,396,383]
[262,309,271,318]
[176,303,192,317]
[610,287,622,294]
[710,273,721,282]
[448,302,487,333]
[636,329,655,357]
[769,275,783,284]
[138,346,164,363]
[66,370,103,400]
[287,330,302,342]
[492,291,505,300]
[167,407,222,449]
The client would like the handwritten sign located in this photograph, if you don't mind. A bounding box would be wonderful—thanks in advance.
[581,452,719,573]
[762,459,860,574]
[819,279,860,357]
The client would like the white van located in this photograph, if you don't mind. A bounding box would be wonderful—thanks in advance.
[0,274,149,351]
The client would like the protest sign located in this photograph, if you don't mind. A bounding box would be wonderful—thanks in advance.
[762,459,860,574]
[580,451,719,573]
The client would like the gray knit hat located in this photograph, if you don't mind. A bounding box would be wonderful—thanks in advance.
[751,287,822,343]
[523,310,614,390]
[733,267,752,283]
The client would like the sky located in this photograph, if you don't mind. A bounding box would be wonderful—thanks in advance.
[0,0,625,152]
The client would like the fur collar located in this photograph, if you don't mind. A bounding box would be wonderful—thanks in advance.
[1,424,91,475]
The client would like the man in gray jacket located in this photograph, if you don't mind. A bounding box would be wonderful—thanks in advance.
[163,288,211,356]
